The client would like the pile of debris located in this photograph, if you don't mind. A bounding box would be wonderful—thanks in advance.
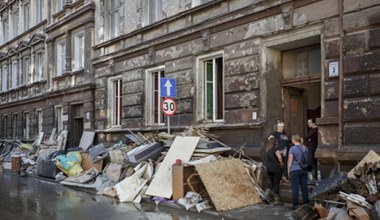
[292,150,380,220]
[0,126,265,212]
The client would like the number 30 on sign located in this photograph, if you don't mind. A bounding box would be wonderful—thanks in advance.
[161,97,177,117]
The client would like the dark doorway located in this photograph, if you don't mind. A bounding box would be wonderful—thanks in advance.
[69,104,83,148]
[281,44,321,139]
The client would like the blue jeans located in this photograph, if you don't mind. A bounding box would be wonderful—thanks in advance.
[290,169,309,207]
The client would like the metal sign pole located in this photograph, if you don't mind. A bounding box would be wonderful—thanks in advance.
[167,116,170,135]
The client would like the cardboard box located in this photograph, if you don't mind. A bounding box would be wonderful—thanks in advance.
[81,153,104,172]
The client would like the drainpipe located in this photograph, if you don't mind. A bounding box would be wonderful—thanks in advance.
[338,0,344,152]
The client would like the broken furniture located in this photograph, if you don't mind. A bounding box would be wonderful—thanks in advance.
[126,142,164,165]
[172,164,203,201]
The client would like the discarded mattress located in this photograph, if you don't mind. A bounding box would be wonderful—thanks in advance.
[127,142,164,165]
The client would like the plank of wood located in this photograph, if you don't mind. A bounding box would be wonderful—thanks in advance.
[195,158,261,211]
[78,131,95,151]
[145,136,200,198]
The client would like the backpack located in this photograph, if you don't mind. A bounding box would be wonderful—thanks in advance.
[295,146,313,171]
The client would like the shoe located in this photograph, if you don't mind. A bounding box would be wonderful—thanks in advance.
[273,194,283,206]
[290,205,298,210]
[263,189,272,203]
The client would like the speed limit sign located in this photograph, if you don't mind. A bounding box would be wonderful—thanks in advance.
[161,97,177,116]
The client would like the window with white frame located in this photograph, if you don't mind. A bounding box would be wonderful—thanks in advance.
[2,16,8,43]
[21,56,30,85]
[36,0,43,24]
[12,9,19,38]
[36,109,43,135]
[73,32,85,70]
[12,114,17,138]
[108,77,122,127]
[11,61,18,89]
[108,0,120,39]
[2,115,7,138]
[144,0,162,26]
[56,0,66,12]
[1,65,8,92]
[197,54,224,122]
[145,67,165,125]
[23,1,30,31]
[23,112,30,139]
[191,0,211,8]
[54,106,63,133]
[34,51,43,82]
[56,40,66,76]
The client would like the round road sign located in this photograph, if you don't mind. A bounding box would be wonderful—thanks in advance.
[161,97,177,116]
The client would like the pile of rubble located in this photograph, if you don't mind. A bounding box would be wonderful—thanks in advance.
[293,150,380,220]
[0,126,265,212]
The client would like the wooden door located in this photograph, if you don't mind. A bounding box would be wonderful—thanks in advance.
[283,87,306,138]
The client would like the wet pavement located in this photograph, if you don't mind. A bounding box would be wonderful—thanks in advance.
[0,171,218,220]
[0,171,295,220]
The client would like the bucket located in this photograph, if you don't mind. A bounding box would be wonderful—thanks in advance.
[11,155,22,173]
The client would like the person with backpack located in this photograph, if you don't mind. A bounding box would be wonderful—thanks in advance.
[263,135,284,205]
[287,134,310,210]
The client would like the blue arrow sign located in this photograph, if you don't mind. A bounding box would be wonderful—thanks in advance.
[160,78,176,97]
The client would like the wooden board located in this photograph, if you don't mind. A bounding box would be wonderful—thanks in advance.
[195,158,261,211]
[78,131,95,151]
[145,136,200,198]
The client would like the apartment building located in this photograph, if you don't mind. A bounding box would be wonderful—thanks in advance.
[1,0,379,166]
[92,0,380,166]
[0,0,95,148]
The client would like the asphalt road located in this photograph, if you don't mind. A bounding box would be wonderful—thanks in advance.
[0,171,218,220]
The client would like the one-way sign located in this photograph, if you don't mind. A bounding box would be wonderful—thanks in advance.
[160,78,176,98]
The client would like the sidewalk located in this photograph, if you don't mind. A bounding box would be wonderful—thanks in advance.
[144,198,295,220]
[21,170,295,220]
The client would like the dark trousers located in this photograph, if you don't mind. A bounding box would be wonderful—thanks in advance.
[267,169,282,194]
[290,169,309,207]
[308,146,318,179]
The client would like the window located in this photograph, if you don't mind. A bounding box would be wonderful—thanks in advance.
[56,40,66,76]
[73,32,85,70]
[109,0,120,39]
[56,0,66,12]
[54,106,63,133]
[191,0,211,7]
[12,9,19,38]
[34,51,43,82]
[23,1,30,31]
[23,112,30,139]
[1,65,8,92]
[36,0,43,24]
[282,45,321,80]
[197,54,224,122]
[36,109,43,135]
[2,115,7,138]
[145,68,165,125]
[108,77,122,127]
[11,61,18,89]
[144,0,162,25]
[21,57,30,85]
[2,17,8,43]
[12,114,17,138]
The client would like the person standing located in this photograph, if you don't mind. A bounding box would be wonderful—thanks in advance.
[287,134,309,210]
[306,118,318,179]
[272,121,290,182]
[263,135,284,205]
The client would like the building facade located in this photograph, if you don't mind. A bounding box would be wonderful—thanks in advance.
[0,0,95,148]
[92,0,380,165]
[1,0,379,166]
